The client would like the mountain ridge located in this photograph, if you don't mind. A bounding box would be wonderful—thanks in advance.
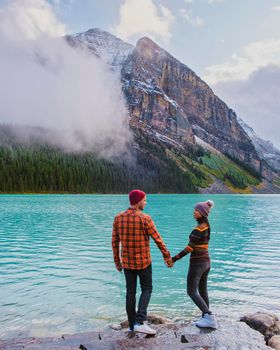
[70,28,279,192]
[0,28,279,194]
[67,27,280,175]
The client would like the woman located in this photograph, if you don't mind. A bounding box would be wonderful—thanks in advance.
[172,200,217,329]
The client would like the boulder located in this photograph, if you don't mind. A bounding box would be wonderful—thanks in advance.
[269,335,280,350]
[240,312,280,342]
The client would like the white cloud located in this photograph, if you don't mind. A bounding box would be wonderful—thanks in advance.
[272,5,280,11]
[115,0,174,44]
[0,0,67,41]
[203,38,280,149]
[203,38,280,84]
[212,65,280,149]
[208,0,224,3]
[0,0,131,158]
[185,0,194,3]
[179,8,204,27]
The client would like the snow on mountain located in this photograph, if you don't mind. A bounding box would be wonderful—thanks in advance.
[68,27,278,179]
[72,28,134,67]
[238,118,280,172]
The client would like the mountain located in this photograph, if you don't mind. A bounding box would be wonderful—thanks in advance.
[67,28,133,68]
[121,37,262,171]
[1,28,279,194]
[65,28,280,193]
[69,29,272,173]
[238,118,280,173]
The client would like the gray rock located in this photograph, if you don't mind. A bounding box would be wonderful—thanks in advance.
[179,315,270,350]
[240,312,280,342]
[0,314,271,350]
[269,335,280,350]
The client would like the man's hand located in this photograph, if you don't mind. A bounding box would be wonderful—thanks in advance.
[116,263,123,272]
[165,257,174,268]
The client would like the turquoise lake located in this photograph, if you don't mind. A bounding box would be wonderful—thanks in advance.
[0,194,280,339]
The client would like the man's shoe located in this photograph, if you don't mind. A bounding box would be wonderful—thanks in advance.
[134,323,156,335]
[127,329,135,338]
[195,313,217,329]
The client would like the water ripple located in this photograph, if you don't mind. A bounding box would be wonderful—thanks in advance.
[0,194,280,339]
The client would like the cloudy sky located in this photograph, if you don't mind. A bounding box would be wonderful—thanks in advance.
[0,0,279,148]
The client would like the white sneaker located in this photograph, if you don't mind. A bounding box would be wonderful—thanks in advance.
[195,313,217,329]
[192,315,204,325]
[134,323,156,335]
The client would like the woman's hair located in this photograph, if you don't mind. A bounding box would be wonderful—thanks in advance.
[196,216,209,225]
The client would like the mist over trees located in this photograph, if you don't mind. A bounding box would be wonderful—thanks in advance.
[0,125,197,193]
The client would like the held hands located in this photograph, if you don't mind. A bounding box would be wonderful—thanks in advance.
[164,257,174,268]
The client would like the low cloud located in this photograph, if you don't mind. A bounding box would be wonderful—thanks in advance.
[0,0,66,41]
[114,0,174,44]
[0,0,132,159]
[211,65,280,149]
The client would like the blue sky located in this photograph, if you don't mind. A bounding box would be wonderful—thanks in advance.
[0,0,280,147]
[49,0,280,75]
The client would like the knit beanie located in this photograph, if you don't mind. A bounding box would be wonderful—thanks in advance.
[194,200,214,217]
[129,189,146,205]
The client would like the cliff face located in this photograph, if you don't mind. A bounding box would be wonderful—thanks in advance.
[121,38,194,144]
[65,29,280,184]
[121,37,261,173]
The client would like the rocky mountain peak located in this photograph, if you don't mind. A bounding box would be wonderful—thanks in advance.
[67,28,278,179]
[71,28,134,67]
[122,35,262,173]
[135,37,167,60]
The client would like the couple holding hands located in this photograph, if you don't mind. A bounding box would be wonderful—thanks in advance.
[112,189,217,335]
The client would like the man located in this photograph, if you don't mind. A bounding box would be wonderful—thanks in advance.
[112,189,173,335]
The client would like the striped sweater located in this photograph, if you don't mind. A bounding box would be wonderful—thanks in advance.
[172,225,210,263]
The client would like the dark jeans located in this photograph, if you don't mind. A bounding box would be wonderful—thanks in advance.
[187,261,210,314]
[124,264,153,330]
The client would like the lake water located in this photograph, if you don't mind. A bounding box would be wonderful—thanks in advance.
[0,194,280,339]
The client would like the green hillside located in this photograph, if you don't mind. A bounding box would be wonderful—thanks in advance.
[199,152,260,191]
[0,125,262,194]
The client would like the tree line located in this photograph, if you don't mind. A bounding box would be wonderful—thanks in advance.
[0,142,197,194]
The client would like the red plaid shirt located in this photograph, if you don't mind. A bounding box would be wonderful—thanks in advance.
[112,207,171,270]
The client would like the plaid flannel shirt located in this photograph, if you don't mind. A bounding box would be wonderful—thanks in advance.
[112,207,171,270]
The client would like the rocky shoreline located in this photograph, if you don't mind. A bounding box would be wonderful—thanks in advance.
[1,312,280,350]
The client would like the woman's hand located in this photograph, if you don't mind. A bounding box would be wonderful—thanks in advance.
[165,257,174,268]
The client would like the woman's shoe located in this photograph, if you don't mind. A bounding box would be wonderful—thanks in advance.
[195,313,217,329]
[191,315,203,325]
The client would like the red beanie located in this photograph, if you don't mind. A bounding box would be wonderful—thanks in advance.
[129,189,146,205]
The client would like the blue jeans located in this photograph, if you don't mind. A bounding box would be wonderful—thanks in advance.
[124,264,153,330]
